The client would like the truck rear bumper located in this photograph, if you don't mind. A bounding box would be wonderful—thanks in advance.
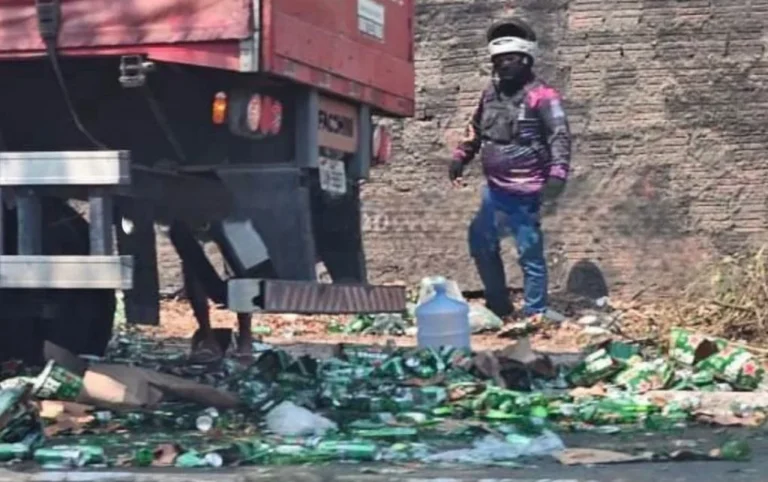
[228,278,406,314]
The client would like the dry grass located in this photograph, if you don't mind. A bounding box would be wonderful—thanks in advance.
[615,245,768,355]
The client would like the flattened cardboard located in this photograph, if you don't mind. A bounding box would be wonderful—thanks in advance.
[43,342,240,410]
[78,364,240,410]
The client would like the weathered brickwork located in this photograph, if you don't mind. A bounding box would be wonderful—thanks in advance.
[362,0,768,297]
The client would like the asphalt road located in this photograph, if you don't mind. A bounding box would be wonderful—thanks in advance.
[1,426,764,482]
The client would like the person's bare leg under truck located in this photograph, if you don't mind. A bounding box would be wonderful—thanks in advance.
[171,221,254,362]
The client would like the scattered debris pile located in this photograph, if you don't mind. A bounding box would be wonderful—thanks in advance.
[569,328,764,393]
[0,324,762,470]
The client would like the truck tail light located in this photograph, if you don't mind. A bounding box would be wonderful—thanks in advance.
[260,96,283,135]
[212,92,228,125]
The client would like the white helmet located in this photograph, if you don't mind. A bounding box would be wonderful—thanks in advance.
[486,19,538,64]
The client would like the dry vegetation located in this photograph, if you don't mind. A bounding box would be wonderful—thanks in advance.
[616,246,768,355]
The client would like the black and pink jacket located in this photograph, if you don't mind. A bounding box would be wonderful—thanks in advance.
[452,77,572,195]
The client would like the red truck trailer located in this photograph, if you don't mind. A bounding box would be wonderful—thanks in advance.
[0,0,414,361]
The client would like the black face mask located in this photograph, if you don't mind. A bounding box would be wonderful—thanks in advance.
[495,67,531,95]
[493,55,532,94]
[496,62,528,81]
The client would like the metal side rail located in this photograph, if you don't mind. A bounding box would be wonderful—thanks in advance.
[0,150,130,186]
[228,279,407,314]
[0,150,133,290]
[0,255,133,289]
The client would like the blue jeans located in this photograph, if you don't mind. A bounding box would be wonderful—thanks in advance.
[468,185,547,317]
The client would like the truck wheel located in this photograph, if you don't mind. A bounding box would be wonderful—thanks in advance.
[42,199,116,358]
[0,199,116,363]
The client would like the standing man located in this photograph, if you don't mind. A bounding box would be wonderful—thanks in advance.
[449,18,572,322]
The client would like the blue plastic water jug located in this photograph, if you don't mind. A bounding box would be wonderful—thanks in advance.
[414,281,471,350]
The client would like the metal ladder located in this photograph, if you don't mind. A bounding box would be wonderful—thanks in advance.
[0,151,133,289]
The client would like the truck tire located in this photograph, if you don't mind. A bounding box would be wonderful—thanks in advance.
[0,199,115,364]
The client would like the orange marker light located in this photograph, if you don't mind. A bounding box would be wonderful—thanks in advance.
[212,92,227,125]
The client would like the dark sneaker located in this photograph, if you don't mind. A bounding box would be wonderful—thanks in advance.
[486,300,514,319]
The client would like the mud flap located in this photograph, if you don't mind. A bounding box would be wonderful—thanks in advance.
[215,166,317,281]
[115,198,160,325]
[311,176,368,283]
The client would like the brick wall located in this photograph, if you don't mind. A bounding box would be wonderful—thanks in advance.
[362,0,768,298]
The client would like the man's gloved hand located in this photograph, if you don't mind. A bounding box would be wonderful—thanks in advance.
[542,177,566,201]
[449,160,465,186]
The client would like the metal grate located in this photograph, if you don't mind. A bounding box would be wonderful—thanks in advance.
[261,280,406,314]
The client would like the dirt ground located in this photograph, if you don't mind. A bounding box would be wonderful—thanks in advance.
[141,299,588,356]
